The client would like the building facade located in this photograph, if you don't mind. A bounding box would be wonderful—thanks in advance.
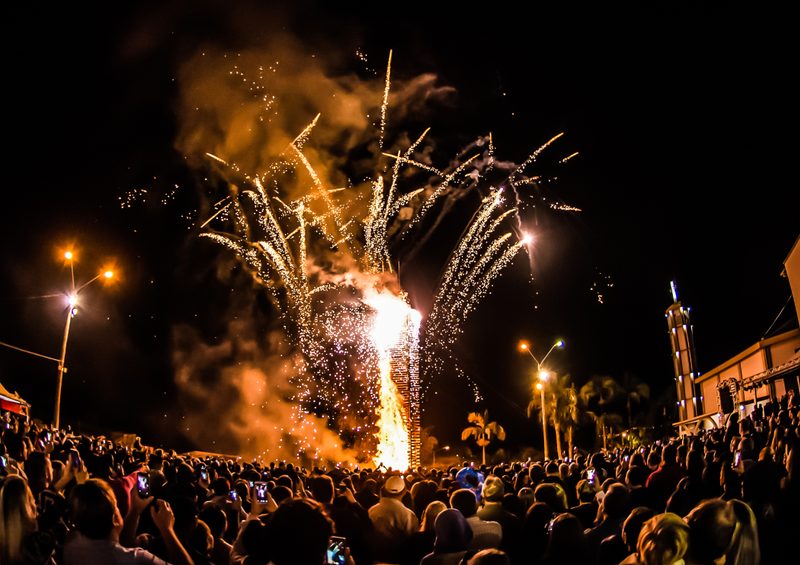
[694,329,800,418]
[673,235,800,433]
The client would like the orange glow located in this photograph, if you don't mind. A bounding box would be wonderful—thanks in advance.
[58,244,79,263]
[373,357,409,470]
[535,382,543,391]
[100,263,119,284]
[538,369,551,381]
[518,340,530,352]
[366,290,415,470]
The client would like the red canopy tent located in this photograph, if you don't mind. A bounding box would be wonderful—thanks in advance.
[0,381,30,417]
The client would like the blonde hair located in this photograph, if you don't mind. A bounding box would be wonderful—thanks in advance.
[421,500,447,532]
[0,476,38,563]
[637,512,690,565]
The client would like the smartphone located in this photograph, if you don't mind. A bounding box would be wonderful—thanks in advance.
[136,472,151,498]
[69,449,81,468]
[624,455,630,463]
[254,481,268,503]
[0,454,7,468]
[587,468,596,485]
[733,451,741,468]
[199,469,208,481]
[326,535,347,565]
[249,480,255,488]
[45,432,52,442]
[229,489,238,501]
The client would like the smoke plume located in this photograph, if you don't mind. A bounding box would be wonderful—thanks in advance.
[171,37,452,463]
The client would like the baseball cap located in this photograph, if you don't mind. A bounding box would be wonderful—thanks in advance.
[384,475,406,494]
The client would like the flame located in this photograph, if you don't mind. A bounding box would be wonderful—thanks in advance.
[374,354,410,470]
[366,290,416,470]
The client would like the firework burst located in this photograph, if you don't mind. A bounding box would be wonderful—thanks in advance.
[196,51,569,467]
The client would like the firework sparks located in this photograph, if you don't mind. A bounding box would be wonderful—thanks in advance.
[378,50,392,150]
[193,52,566,466]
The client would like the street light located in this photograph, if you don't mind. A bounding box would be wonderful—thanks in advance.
[53,251,115,429]
[0,249,116,429]
[519,339,565,460]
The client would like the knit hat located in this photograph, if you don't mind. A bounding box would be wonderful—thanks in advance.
[481,475,505,502]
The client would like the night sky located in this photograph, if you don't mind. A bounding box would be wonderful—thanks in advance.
[2,2,797,455]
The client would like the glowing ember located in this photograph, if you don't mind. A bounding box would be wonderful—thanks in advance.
[366,290,417,470]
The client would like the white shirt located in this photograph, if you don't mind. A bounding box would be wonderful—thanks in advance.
[368,496,420,540]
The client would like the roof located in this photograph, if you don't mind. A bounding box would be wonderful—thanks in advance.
[695,328,800,384]
[782,233,800,275]
[0,381,30,406]
[741,351,800,391]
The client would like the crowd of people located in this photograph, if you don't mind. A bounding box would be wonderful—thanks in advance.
[1,391,798,564]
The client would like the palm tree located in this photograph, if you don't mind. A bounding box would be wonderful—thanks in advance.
[579,375,625,450]
[553,384,580,457]
[461,410,506,465]
[528,374,579,459]
[583,410,624,450]
[621,373,651,427]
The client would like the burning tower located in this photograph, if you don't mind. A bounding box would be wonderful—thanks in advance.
[388,309,422,469]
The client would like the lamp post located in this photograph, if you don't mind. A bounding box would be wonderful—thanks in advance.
[0,249,115,429]
[519,339,564,460]
[53,252,114,428]
[534,381,548,458]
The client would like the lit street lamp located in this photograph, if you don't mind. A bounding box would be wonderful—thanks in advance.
[519,339,564,460]
[54,252,114,428]
[0,251,115,428]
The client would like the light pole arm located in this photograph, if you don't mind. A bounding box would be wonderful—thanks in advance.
[540,342,561,367]
[523,349,543,368]
[74,273,103,294]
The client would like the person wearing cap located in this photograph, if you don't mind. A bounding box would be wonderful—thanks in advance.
[368,475,419,563]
